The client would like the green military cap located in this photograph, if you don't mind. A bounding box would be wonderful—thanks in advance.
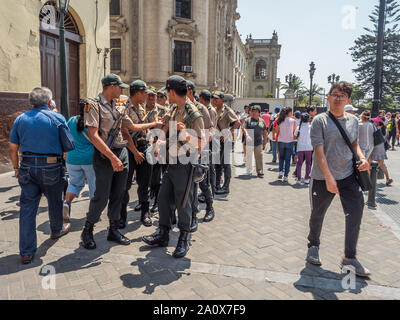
[194,93,200,101]
[199,90,212,100]
[130,80,147,91]
[166,75,187,90]
[186,80,196,92]
[157,88,167,97]
[212,91,225,99]
[102,74,129,88]
[146,85,157,95]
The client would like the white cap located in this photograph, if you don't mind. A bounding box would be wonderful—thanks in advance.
[344,105,358,112]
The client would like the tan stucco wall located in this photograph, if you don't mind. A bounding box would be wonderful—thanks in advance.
[0,0,110,97]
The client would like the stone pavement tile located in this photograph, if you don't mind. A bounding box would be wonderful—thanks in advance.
[263,283,291,300]
[73,289,91,300]
[191,284,218,299]
[205,274,239,289]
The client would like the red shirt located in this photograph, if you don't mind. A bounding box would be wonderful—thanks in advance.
[261,113,271,128]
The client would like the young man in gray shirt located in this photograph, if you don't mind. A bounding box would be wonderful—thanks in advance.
[306,82,370,277]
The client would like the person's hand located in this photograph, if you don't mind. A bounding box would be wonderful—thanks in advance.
[263,143,267,151]
[357,159,370,172]
[246,135,252,142]
[111,157,124,172]
[14,169,19,179]
[177,122,186,131]
[326,176,339,194]
[153,119,164,127]
[134,151,145,164]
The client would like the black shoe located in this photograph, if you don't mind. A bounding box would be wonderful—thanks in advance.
[141,202,152,227]
[81,221,96,250]
[173,231,190,259]
[107,221,131,246]
[142,225,170,247]
[203,207,215,222]
[190,214,198,233]
[134,203,141,212]
[215,187,229,195]
[258,173,264,178]
[21,254,34,265]
[150,203,158,214]
[198,194,206,203]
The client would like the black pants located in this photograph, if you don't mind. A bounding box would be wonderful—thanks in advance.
[388,130,397,148]
[199,166,214,207]
[158,164,193,232]
[121,146,152,214]
[307,174,364,259]
[215,141,231,187]
[87,148,128,224]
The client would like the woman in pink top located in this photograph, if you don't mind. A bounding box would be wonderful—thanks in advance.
[276,107,296,182]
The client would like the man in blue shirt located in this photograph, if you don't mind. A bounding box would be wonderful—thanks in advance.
[9,87,71,265]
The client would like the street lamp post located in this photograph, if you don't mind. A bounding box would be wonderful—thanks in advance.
[309,62,316,105]
[328,74,340,85]
[57,0,70,120]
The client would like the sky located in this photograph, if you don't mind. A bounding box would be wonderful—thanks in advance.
[237,0,378,98]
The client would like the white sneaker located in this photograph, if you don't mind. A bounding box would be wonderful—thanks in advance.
[283,176,289,183]
[63,202,70,223]
[304,179,310,185]
[296,180,303,185]
[278,172,284,180]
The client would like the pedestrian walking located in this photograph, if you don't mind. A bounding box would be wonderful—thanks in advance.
[243,106,268,177]
[295,113,313,185]
[269,107,281,162]
[358,111,375,162]
[306,81,371,277]
[276,107,296,182]
[9,87,71,264]
[369,117,393,186]
[63,100,97,223]
[387,113,398,150]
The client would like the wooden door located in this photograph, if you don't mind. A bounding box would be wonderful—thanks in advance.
[40,31,80,117]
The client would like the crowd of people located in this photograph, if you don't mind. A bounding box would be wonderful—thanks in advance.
[8,78,398,278]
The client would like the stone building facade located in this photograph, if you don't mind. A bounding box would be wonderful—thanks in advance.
[0,0,110,171]
[245,32,281,98]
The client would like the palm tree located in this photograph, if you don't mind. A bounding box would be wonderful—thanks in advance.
[280,77,304,94]
[300,84,324,104]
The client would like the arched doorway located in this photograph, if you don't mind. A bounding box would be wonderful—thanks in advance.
[39,1,82,117]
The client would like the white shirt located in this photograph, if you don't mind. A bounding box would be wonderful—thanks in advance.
[294,122,313,152]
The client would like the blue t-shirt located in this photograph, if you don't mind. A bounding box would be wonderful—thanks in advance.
[66,116,94,165]
[9,106,67,156]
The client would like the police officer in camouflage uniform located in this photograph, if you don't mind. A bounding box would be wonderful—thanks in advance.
[81,74,160,250]
[119,80,162,229]
[186,81,215,231]
[143,76,205,259]
[213,91,241,195]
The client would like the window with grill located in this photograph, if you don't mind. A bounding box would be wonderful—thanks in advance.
[175,0,191,19]
[110,39,121,71]
[256,60,267,79]
[173,41,192,73]
[110,0,121,16]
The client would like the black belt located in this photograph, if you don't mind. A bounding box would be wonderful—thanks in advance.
[22,157,62,163]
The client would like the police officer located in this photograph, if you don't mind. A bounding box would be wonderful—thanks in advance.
[212,91,240,195]
[186,81,214,232]
[120,80,161,229]
[142,75,205,258]
[148,88,170,214]
[80,75,160,250]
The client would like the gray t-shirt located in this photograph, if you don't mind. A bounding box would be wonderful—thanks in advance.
[244,117,267,146]
[310,113,359,180]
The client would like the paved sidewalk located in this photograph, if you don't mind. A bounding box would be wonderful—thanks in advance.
[1,145,400,300]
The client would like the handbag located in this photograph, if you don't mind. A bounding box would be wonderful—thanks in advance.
[373,126,385,146]
[327,112,372,191]
[39,110,75,152]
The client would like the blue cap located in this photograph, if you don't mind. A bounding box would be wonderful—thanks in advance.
[274,107,281,112]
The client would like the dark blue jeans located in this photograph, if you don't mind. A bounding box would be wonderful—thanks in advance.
[18,158,66,256]
[278,142,294,177]
[271,141,278,162]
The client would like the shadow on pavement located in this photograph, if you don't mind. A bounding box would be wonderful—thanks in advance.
[294,263,369,300]
[0,185,18,193]
[120,248,191,295]
[0,206,48,221]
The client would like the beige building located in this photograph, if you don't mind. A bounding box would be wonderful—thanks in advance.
[232,26,247,98]
[110,0,241,92]
[245,32,281,98]
[0,0,110,170]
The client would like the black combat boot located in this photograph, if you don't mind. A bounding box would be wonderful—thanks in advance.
[119,209,128,229]
[141,202,152,227]
[173,231,190,259]
[81,221,96,250]
[134,203,141,212]
[107,220,131,246]
[203,203,215,223]
[151,185,160,214]
[142,225,170,247]
[190,213,198,233]
[197,193,206,203]
[216,178,230,195]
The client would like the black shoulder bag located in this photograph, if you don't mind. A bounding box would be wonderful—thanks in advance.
[327,112,372,191]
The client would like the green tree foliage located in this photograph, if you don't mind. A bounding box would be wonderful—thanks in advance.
[349,0,400,104]
[351,85,366,107]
